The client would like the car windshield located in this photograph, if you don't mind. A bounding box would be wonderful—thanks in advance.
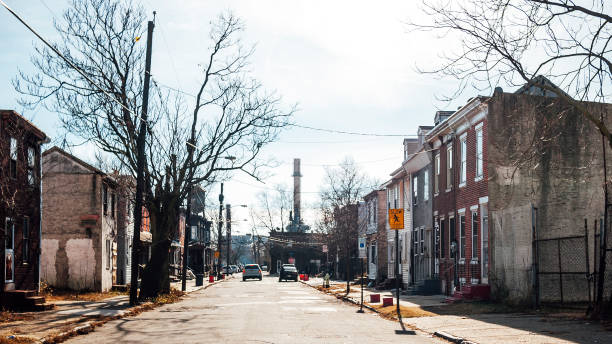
[245,265,259,269]
[283,266,297,271]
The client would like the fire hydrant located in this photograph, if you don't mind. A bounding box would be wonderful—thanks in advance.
[324,273,330,288]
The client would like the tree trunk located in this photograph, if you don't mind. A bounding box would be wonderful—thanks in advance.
[139,193,179,299]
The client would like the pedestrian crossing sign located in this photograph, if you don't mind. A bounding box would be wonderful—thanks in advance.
[388,209,404,229]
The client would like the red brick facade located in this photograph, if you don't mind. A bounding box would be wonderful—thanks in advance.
[0,110,47,298]
[427,99,490,294]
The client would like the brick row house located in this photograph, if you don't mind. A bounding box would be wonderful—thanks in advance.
[426,101,491,296]
[0,110,49,309]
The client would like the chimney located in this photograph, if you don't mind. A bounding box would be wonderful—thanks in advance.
[293,159,302,224]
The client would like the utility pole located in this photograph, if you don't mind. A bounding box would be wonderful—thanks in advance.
[130,14,154,306]
[395,227,400,317]
[181,184,193,291]
[226,204,232,267]
[217,183,224,277]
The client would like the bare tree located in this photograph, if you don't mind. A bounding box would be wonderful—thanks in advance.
[15,0,293,298]
[318,157,371,293]
[250,183,291,232]
[411,0,612,145]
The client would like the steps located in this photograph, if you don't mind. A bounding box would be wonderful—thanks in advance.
[1,290,54,311]
[444,284,491,303]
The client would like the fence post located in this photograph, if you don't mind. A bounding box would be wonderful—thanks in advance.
[585,219,591,306]
[557,239,563,304]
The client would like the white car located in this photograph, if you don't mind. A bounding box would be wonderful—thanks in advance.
[242,264,263,281]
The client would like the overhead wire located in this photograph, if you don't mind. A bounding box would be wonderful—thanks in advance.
[0,0,147,123]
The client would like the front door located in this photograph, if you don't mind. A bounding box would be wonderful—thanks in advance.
[4,218,14,284]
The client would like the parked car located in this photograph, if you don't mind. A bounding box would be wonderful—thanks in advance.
[222,266,232,275]
[230,265,239,273]
[261,265,268,271]
[242,264,263,281]
[279,264,298,282]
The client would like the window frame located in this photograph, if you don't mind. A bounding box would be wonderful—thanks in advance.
[459,213,466,260]
[434,153,440,194]
[413,176,418,205]
[460,134,467,186]
[9,137,17,179]
[475,123,483,180]
[424,170,429,201]
[446,147,453,190]
[103,184,108,215]
[472,210,479,260]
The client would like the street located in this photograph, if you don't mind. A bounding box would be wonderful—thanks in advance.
[66,274,439,344]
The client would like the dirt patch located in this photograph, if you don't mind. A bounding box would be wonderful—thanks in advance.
[371,304,437,320]
[0,337,37,344]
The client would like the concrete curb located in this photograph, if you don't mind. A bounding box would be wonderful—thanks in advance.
[300,281,480,344]
[433,331,477,344]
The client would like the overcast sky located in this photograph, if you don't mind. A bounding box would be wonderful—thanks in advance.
[0,0,480,235]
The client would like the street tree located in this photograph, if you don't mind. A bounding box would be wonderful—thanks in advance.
[251,183,291,232]
[317,157,371,293]
[411,0,612,146]
[15,0,293,298]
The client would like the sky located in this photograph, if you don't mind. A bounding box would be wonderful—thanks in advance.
[0,0,477,235]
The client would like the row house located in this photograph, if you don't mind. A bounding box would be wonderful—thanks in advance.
[427,100,490,295]
[41,147,120,292]
[362,189,387,283]
[0,110,48,309]
[383,168,410,287]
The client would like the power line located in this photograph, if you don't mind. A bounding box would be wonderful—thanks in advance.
[289,123,417,137]
[0,0,146,123]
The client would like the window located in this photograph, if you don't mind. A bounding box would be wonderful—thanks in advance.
[472,211,479,260]
[413,228,418,258]
[111,193,116,218]
[459,214,466,259]
[387,189,391,210]
[9,137,17,179]
[103,185,108,215]
[446,147,453,189]
[106,239,111,269]
[481,204,489,281]
[394,185,399,209]
[5,218,13,250]
[424,170,429,201]
[420,227,424,255]
[476,125,483,178]
[434,153,440,194]
[27,147,35,185]
[22,217,29,262]
[413,176,418,204]
[460,135,467,185]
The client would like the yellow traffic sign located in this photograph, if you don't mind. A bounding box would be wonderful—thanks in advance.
[389,209,404,229]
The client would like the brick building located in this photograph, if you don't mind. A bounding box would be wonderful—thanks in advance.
[41,147,119,292]
[426,99,490,295]
[0,110,48,307]
[363,189,387,283]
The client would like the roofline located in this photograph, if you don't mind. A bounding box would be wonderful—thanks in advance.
[0,110,49,143]
[425,96,489,141]
[43,146,108,176]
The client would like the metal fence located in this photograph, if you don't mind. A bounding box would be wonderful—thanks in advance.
[535,234,590,304]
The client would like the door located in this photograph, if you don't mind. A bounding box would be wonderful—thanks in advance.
[5,218,14,283]
[481,204,489,284]
[368,243,377,280]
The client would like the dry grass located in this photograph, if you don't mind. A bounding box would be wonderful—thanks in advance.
[370,304,437,320]
[0,336,37,344]
[42,290,127,302]
[0,311,35,324]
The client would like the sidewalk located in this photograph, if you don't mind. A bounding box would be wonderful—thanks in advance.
[303,277,612,344]
[0,276,228,343]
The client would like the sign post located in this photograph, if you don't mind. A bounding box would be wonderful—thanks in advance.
[357,237,367,313]
[389,209,404,319]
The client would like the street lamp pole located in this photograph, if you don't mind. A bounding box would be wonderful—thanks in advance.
[217,183,224,277]
[226,204,231,268]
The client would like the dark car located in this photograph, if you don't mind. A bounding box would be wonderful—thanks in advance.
[279,264,298,282]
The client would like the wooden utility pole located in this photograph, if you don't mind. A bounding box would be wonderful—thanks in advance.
[130,14,155,306]
[217,183,224,276]
[227,204,232,267]
[181,184,193,291]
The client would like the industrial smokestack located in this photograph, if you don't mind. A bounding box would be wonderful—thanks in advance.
[293,158,301,224]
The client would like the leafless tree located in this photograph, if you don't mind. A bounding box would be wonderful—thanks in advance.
[15,0,293,298]
[250,183,291,232]
[411,0,612,145]
[317,157,371,293]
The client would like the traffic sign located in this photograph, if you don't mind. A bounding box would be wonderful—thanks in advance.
[214,251,220,258]
[388,209,404,229]
[358,237,366,258]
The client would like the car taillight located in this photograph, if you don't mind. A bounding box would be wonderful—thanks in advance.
[259,270,261,273]
[243,269,245,273]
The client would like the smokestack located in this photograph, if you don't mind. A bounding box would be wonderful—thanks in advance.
[293,158,301,224]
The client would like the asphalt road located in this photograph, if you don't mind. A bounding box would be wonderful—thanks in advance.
[67,273,440,343]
